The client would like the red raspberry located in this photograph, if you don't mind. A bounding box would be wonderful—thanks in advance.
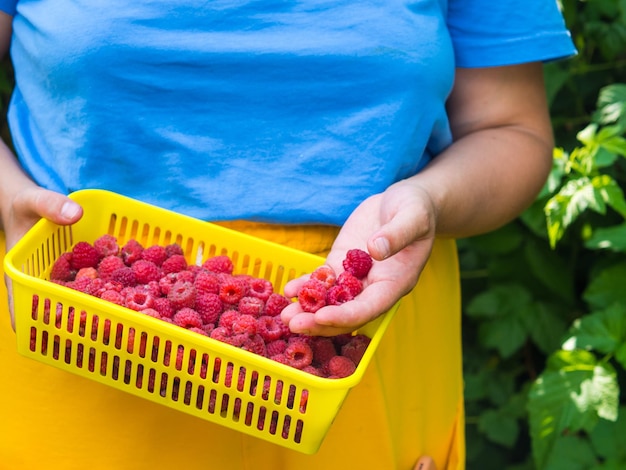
[167,280,197,312]
[241,334,266,356]
[284,341,314,370]
[270,353,289,366]
[131,259,161,284]
[97,255,126,281]
[264,293,291,317]
[336,271,363,297]
[238,296,265,317]
[71,241,101,270]
[342,249,373,280]
[210,326,232,343]
[188,326,209,336]
[341,334,371,366]
[143,280,161,297]
[310,336,338,367]
[140,308,161,319]
[140,245,168,267]
[93,234,120,258]
[194,270,221,295]
[332,333,354,348]
[256,316,288,343]
[232,314,257,335]
[288,334,312,346]
[175,269,196,283]
[124,288,156,311]
[162,254,188,274]
[173,307,203,329]
[247,278,273,302]
[265,339,287,357]
[67,277,92,294]
[219,276,248,305]
[297,279,327,313]
[202,255,234,274]
[152,297,174,319]
[110,266,137,287]
[302,365,324,377]
[326,284,355,305]
[195,292,223,325]
[327,355,356,378]
[75,267,98,280]
[121,239,144,266]
[50,253,75,282]
[84,277,106,297]
[310,265,337,289]
[158,272,177,296]
[100,289,124,306]
[217,309,239,332]
[165,243,184,258]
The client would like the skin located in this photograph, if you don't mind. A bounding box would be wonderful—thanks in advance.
[0,12,554,336]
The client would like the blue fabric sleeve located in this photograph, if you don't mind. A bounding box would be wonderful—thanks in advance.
[0,0,16,16]
[447,0,577,67]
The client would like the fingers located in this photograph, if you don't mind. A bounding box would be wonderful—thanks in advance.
[281,285,394,337]
[367,186,435,262]
[414,455,437,470]
[13,187,83,226]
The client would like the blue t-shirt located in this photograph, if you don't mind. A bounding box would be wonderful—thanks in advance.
[1,1,575,225]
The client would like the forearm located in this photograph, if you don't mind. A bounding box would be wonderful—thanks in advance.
[408,123,553,239]
[0,140,37,232]
[407,62,554,239]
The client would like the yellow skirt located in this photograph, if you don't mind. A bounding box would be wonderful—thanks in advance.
[0,223,465,470]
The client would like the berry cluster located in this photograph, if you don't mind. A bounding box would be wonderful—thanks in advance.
[48,235,372,379]
[297,249,373,313]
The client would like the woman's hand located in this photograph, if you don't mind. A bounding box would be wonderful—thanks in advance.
[2,186,83,252]
[281,179,438,336]
[0,139,83,328]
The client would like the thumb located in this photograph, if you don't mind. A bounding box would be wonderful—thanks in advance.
[13,188,83,226]
[367,204,435,261]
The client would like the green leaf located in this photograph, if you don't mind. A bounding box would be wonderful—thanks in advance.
[522,301,569,355]
[545,176,608,247]
[599,132,626,157]
[465,283,532,319]
[615,343,626,370]
[464,223,523,255]
[543,62,571,108]
[562,303,626,355]
[477,408,520,448]
[478,316,527,358]
[543,435,598,470]
[583,262,626,309]
[523,239,575,302]
[590,407,626,461]
[593,174,626,218]
[585,222,626,252]
[528,350,619,467]
[596,84,626,125]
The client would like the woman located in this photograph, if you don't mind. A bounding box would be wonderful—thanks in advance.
[0,1,575,468]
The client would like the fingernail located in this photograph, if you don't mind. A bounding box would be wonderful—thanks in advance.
[373,237,390,259]
[61,201,81,220]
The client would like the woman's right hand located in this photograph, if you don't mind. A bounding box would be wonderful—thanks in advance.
[0,140,83,328]
[1,183,83,330]
[2,185,83,253]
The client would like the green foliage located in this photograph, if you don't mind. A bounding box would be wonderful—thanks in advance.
[462,2,626,468]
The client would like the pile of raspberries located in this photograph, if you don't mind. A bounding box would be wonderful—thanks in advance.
[48,234,374,379]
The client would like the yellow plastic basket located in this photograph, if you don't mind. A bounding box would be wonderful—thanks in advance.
[4,189,399,454]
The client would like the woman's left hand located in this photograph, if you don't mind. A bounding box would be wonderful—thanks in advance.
[281,179,437,336]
